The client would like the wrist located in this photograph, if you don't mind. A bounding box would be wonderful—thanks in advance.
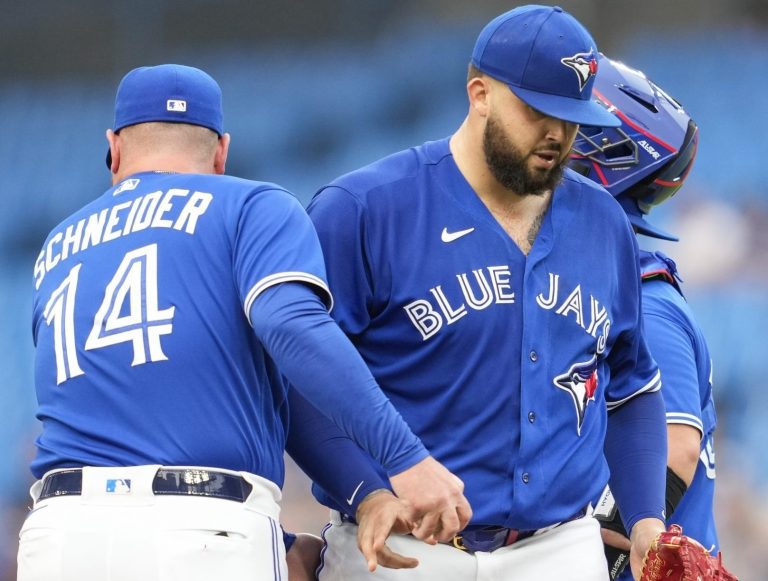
[355,488,394,521]
[630,517,665,543]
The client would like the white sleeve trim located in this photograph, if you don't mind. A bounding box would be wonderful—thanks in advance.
[666,413,704,438]
[244,271,334,326]
[605,369,662,411]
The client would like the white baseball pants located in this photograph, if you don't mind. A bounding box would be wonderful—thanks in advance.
[318,511,610,580]
[17,465,287,581]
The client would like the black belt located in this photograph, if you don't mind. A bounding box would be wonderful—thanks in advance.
[338,513,536,553]
[450,525,536,553]
[38,468,253,503]
[451,509,587,553]
[341,509,586,554]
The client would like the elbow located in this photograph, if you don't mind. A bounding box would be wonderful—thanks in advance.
[666,424,702,486]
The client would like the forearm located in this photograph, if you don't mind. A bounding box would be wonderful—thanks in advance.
[286,387,391,514]
[604,390,667,533]
[251,282,428,474]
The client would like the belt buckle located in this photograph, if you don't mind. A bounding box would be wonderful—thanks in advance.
[453,526,510,553]
[154,468,252,502]
[451,534,468,552]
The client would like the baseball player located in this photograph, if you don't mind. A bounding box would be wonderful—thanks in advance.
[293,6,671,580]
[18,64,470,581]
[568,55,722,580]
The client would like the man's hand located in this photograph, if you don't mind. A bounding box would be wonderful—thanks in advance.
[629,517,666,580]
[356,490,419,572]
[389,456,472,544]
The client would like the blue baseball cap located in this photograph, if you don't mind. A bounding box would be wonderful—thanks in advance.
[106,64,224,168]
[471,5,620,128]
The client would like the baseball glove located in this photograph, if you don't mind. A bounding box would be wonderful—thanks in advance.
[640,524,738,581]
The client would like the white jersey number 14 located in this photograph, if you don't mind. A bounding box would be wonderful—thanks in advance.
[43,243,175,384]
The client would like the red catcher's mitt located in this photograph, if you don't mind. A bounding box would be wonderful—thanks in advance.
[640,524,738,581]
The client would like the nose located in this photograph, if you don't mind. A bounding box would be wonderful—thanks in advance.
[545,117,578,145]
[544,117,565,139]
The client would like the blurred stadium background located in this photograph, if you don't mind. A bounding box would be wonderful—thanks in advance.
[2,1,767,578]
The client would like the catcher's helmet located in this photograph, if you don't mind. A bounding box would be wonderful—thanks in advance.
[569,55,698,240]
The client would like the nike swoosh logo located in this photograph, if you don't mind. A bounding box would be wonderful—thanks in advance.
[441,227,475,243]
[346,480,365,506]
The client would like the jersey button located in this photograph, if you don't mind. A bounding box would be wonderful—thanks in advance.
[522,472,530,484]
[529,350,538,362]
[528,411,536,423]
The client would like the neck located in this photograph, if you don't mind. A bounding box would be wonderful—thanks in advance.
[112,156,213,186]
[449,118,552,255]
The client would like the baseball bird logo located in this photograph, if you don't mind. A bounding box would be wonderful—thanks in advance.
[560,51,598,92]
[553,354,598,434]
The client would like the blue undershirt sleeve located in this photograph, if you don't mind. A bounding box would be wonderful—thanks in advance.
[286,388,391,515]
[604,390,667,533]
[250,281,428,475]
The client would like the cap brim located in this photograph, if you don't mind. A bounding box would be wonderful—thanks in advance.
[627,213,679,242]
[508,84,621,127]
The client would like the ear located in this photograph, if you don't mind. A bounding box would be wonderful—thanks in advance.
[214,133,230,175]
[106,129,120,174]
[467,76,491,118]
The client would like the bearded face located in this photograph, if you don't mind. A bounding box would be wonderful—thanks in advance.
[482,114,568,196]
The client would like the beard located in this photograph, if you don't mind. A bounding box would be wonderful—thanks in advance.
[482,115,567,196]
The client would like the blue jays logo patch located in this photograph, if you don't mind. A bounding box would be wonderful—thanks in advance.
[553,355,599,435]
[560,51,598,92]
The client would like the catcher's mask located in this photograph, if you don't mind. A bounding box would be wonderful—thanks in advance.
[568,55,698,241]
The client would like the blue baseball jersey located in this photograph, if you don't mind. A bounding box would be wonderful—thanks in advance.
[31,171,332,486]
[307,138,660,530]
[638,252,719,549]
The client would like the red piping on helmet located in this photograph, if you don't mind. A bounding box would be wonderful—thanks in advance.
[592,88,677,153]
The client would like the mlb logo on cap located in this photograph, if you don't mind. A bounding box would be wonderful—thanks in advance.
[471,5,620,127]
[167,99,187,112]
